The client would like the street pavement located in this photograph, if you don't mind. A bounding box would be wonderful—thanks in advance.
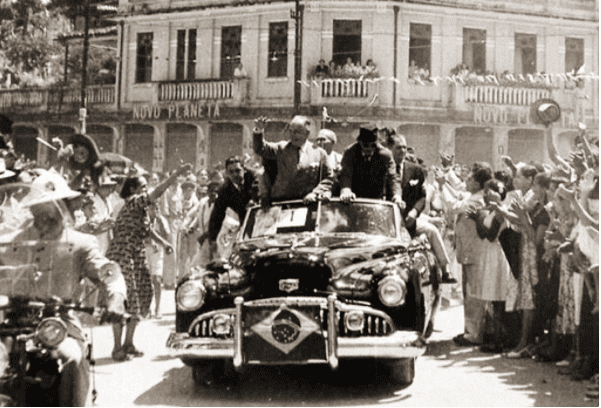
[86,290,598,407]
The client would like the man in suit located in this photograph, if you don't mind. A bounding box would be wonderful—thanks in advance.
[339,123,403,204]
[388,132,456,284]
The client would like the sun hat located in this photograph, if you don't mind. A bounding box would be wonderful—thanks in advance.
[68,134,101,168]
[21,171,81,207]
[316,129,337,144]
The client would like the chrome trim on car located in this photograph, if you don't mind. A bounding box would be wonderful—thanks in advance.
[327,294,338,370]
[166,330,426,361]
[233,297,244,369]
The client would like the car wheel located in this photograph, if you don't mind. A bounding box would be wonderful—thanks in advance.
[191,360,238,387]
[385,357,415,386]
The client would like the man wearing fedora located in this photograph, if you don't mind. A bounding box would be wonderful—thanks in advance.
[338,123,403,205]
[0,171,127,406]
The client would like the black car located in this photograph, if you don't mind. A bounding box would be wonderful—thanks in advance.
[167,198,442,386]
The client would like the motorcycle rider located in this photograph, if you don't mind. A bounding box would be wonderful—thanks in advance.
[0,171,127,406]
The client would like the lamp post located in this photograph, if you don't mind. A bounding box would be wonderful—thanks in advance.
[291,0,303,115]
[79,0,90,134]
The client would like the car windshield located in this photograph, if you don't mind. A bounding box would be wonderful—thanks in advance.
[0,183,81,301]
[242,200,396,240]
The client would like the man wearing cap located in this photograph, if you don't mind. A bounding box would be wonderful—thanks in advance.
[315,129,342,175]
[338,124,403,204]
[0,171,127,406]
[253,116,333,203]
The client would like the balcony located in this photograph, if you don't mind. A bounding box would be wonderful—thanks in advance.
[309,78,381,107]
[156,78,250,106]
[0,85,116,112]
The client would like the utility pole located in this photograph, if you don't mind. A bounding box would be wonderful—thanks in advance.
[79,0,91,134]
[291,0,303,115]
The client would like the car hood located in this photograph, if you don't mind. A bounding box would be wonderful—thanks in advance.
[236,233,413,278]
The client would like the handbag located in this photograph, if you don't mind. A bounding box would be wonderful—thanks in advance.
[498,228,522,280]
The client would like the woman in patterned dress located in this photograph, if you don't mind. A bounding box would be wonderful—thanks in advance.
[107,163,192,361]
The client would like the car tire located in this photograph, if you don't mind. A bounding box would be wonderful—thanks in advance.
[191,359,238,387]
[385,357,415,386]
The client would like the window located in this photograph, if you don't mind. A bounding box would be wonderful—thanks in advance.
[135,32,153,83]
[268,22,288,77]
[221,26,242,79]
[333,20,361,66]
[514,33,536,75]
[409,23,431,77]
[565,37,584,74]
[176,29,197,81]
[463,28,486,73]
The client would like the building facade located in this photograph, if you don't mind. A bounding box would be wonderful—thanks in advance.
[2,0,599,173]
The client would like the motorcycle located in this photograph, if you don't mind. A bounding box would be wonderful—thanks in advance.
[0,182,127,406]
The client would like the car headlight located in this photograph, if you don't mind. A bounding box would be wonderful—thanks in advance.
[36,318,67,348]
[378,275,406,307]
[210,313,232,336]
[344,311,365,332]
[176,280,206,311]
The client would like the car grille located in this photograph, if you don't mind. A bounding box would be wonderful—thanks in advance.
[187,300,394,339]
[335,311,392,336]
[188,311,236,339]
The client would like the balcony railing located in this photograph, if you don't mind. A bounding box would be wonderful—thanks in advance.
[452,83,553,109]
[310,77,380,107]
[157,78,250,105]
[0,85,116,111]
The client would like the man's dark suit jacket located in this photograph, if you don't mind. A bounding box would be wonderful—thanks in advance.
[397,160,426,235]
[339,142,401,201]
[208,169,257,241]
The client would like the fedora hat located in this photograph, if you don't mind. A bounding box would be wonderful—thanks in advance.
[316,129,337,144]
[22,171,81,207]
[530,99,561,126]
[357,123,378,143]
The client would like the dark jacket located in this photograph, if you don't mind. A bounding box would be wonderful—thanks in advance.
[397,160,426,219]
[208,170,258,241]
[339,142,401,201]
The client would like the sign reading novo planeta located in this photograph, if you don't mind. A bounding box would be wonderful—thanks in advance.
[132,101,221,120]
[473,104,584,129]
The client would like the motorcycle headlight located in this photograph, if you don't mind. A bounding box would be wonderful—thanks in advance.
[378,275,406,307]
[176,280,206,311]
[344,311,365,332]
[210,313,232,336]
[36,318,67,348]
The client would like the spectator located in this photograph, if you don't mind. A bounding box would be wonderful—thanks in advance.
[315,129,342,175]
[313,59,329,79]
[233,62,248,78]
[145,202,172,319]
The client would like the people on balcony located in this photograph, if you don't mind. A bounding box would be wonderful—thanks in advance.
[312,59,329,79]
[311,58,379,80]
[409,60,430,84]
[233,62,248,78]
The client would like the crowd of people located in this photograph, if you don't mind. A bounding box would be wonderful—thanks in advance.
[311,58,380,79]
[0,110,597,398]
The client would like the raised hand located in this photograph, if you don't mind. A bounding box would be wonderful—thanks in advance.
[254,116,271,130]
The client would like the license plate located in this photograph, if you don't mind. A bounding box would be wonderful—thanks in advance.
[279,279,299,293]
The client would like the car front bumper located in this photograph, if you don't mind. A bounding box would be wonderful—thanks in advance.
[166,295,426,370]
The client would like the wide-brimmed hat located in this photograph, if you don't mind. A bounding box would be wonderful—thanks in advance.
[0,159,15,180]
[316,129,337,144]
[22,171,81,207]
[181,174,197,189]
[357,123,378,143]
[68,133,101,167]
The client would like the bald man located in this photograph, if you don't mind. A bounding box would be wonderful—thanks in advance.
[253,116,333,203]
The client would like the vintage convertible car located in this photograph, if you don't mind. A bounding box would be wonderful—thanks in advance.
[167,198,442,386]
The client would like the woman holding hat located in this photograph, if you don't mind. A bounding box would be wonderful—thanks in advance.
[106,162,191,361]
[55,133,105,192]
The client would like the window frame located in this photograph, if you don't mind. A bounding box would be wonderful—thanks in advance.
[408,23,431,78]
[332,19,362,67]
[462,28,486,74]
[135,32,153,84]
[267,21,288,78]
